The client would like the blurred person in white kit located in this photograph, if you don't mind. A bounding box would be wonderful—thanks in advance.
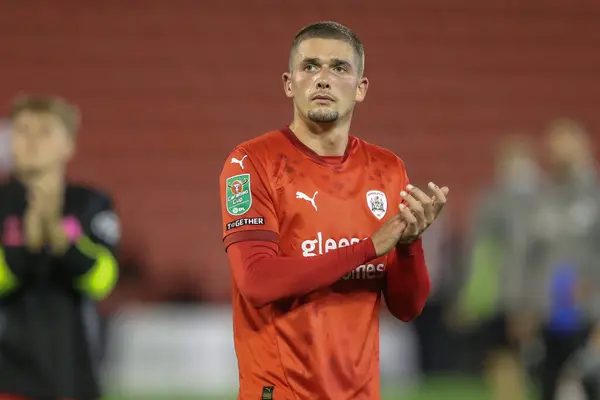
[526,119,600,400]
[457,134,542,400]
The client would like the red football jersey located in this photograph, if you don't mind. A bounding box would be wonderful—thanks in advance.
[220,128,410,400]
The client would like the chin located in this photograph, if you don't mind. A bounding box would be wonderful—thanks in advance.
[307,108,340,124]
[14,164,44,176]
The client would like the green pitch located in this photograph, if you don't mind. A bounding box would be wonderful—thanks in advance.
[104,376,502,400]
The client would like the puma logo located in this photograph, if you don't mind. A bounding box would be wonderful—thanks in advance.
[231,155,248,169]
[296,191,318,211]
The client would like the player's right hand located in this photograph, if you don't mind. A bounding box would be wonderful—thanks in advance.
[370,182,449,256]
[370,213,409,257]
[397,182,449,243]
[23,208,44,252]
[23,186,51,252]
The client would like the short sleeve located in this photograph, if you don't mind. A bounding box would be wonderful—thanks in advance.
[220,147,279,249]
[396,156,410,187]
[394,156,410,207]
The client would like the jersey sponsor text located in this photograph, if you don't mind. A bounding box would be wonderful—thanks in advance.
[301,232,385,280]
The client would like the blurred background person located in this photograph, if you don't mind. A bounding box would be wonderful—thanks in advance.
[0,121,11,180]
[527,119,600,400]
[412,213,457,378]
[456,134,542,400]
[0,95,120,400]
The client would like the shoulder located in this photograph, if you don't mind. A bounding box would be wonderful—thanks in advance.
[0,181,10,208]
[0,180,10,195]
[0,178,24,193]
[227,129,287,160]
[67,183,120,243]
[0,180,26,206]
[220,129,289,179]
[67,182,115,207]
[354,137,406,170]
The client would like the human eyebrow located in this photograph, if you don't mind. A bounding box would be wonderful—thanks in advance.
[330,58,352,68]
[300,57,321,66]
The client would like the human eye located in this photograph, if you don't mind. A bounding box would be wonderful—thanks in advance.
[333,65,347,73]
[304,64,318,72]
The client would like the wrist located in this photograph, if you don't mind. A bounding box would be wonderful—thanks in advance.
[364,237,378,260]
[396,237,423,256]
[47,221,71,255]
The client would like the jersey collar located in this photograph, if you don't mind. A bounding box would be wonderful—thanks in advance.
[280,126,356,165]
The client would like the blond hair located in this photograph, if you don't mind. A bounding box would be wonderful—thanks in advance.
[9,94,81,135]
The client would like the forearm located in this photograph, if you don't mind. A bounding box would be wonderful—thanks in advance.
[42,214,118,299]
[57,236,119,300]
[227,239,377,307]
[0,245,36,296]
[384,238,431,322]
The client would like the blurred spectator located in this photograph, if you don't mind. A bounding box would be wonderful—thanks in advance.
[0,94,120,399]
[0,121,11,179]
[527,119,600,400]
[412,212,456,376]
[457,134,541,400]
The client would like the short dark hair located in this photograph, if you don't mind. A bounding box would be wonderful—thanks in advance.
[9,94,81,135]
[289,21,365,76]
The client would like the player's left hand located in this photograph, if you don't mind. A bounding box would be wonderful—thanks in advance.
[30,181,70,254]
[398,182,449,243]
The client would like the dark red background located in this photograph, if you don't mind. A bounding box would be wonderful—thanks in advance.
[2,1,599,301]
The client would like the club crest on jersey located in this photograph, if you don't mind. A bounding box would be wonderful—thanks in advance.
[366,190,387,220]
[226,173,252,216]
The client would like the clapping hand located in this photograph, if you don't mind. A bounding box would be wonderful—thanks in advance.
[23,191,45,252]
[397,182,449,243]
[370,181,449,257]
[27,181,69,255]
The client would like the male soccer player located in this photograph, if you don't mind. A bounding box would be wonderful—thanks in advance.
[0,95,120,400]
[219,22,449,400]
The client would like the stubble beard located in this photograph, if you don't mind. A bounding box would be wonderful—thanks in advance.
[307,108,340,123]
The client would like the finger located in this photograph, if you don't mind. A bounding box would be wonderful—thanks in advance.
[428,182,448,203]
[398,203,417,225]
[428,182,449,210]
[407,184,435,221]
[400,190,424,218]
[400,191,427,230]
[398,204,419,235]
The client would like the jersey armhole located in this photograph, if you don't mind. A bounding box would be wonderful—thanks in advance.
[223,230,279,251]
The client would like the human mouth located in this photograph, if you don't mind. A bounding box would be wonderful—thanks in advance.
[312,94,335,104]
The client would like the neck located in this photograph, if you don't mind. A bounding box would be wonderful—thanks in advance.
[16,167,65,189]
[289,112,352,157]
